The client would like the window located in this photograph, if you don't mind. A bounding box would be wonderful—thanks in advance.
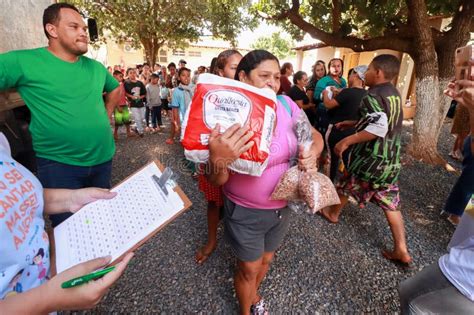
[188,51,201,57]
[159,50,167,56]
[172,49,185,56]
[159,56,168,63]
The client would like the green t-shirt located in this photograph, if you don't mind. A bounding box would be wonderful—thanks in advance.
[0,47,118,166]
[313,75,347,102]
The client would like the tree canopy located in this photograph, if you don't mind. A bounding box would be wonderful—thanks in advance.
[251,32,295,60]
[252,0,469,54]
[67,0,256,65]
[253,0,473,165]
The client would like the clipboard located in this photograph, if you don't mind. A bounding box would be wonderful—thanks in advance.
[49,160,192,276]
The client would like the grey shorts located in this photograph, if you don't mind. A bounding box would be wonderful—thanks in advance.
[223,195,291,262]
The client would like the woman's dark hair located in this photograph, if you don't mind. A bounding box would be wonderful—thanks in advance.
[43,3,80,39]
[167,62,176,70]
[313,60,327,77]
[215,49,242,74]
[328,58,344,77]
[208,57,217,75]
[293,71,307,85]
[280,62,293,75]
[234,50,279,81]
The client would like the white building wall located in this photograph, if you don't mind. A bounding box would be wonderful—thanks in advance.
[0,0,53,52]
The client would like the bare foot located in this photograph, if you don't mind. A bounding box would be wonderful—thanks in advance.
[195,244,216,265]
[319,207,339,223]
[382,249,412,266]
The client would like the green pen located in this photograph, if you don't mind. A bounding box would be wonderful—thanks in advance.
[61,266,116,289]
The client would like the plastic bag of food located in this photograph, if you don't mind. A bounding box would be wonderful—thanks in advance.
[181,73,277,176]
[299,171,340,213]
[271,110,340,213]
[270,166,300,200]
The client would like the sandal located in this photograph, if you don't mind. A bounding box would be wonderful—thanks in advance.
[251,298,269,315]
[447,214,460,226]
[165,138,174,145]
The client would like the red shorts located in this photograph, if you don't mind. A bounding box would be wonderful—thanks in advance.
[198,165,224,207]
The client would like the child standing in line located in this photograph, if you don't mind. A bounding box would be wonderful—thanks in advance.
[321,54,412,265]
[146,73,162,132]
[124,68,147,137]
[166,67,193,145]
[195,49,243,264]
[112,70,133,139]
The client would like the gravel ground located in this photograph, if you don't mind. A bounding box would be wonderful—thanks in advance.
[86,117,461,314]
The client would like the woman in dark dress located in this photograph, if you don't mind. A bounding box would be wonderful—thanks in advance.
[287,71,310,108]
[322,66,368,181]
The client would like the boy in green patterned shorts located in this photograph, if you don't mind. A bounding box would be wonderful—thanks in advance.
[113,70,133,139]
[321,54,412,265]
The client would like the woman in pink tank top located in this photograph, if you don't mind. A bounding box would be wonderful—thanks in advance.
[206,50,323,315]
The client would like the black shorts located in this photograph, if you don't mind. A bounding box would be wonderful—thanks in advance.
[161,99,170,110]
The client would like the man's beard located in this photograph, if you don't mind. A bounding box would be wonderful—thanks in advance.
[63,39,88,56]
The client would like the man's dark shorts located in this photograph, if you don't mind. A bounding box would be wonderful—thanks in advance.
[223,196,291,262]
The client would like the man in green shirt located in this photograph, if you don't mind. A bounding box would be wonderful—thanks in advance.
[0,3,120,227]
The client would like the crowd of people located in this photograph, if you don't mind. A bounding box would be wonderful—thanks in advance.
[0,3,472,314]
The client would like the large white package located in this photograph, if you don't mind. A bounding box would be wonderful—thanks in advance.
[181,74,277,176]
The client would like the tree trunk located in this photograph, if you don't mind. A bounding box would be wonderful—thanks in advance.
[409,70,445,165]
[410,0,472,165]
[141,38,160,66]
[406,0,445,164]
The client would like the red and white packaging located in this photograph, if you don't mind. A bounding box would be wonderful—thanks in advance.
[181,73,277,176]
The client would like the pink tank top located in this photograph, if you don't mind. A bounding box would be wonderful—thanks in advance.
[224,96,301,209]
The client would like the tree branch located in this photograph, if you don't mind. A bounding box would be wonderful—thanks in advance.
[332,0,341,33]
[281,1,411,53]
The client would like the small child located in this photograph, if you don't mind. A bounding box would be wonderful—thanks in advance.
[146,74,162,132]
[124,68,147,137]
[166,67,193,145]
[321,54,412,265]
[112,70,133,139]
